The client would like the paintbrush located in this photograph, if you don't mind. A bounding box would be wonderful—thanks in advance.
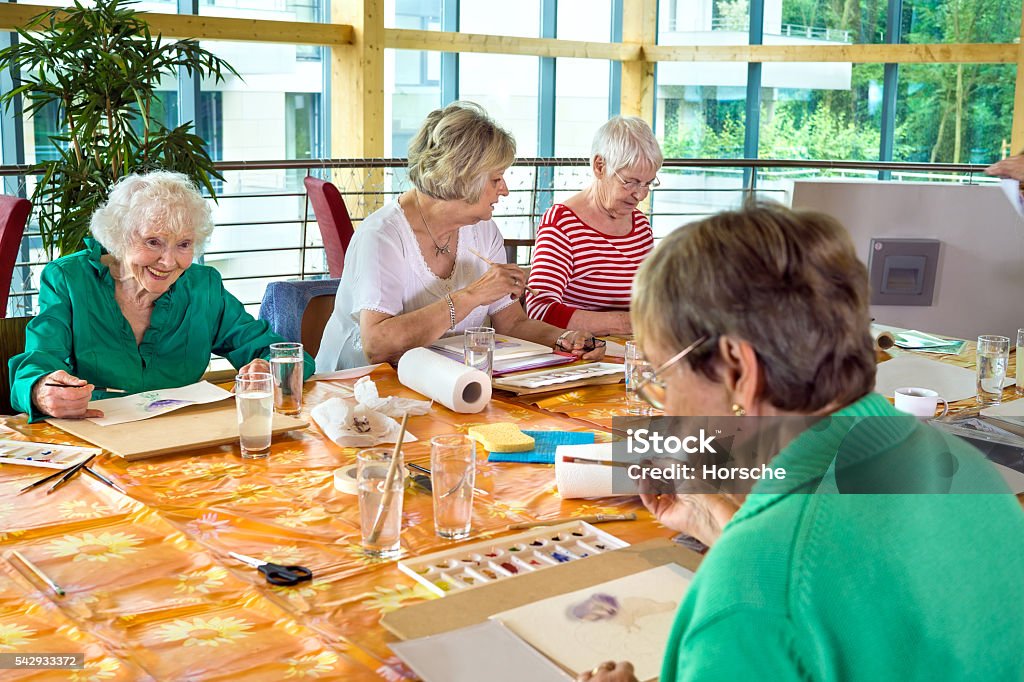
[19,453,96,494]
[507,512,637,530]
[83,467,127,495]
[467,248,536,296]
[44,382,126,393]
[366,413,410,545]
[46,454,98,495]
[9,550,64,596]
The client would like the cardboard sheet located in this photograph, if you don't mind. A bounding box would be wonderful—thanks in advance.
[50,400,307,460]
[875,354,1016,403]
[381,539,702,641]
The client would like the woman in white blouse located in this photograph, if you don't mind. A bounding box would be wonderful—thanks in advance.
[316,102,605,371]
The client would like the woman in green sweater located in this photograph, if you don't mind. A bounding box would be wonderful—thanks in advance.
[580,203,1024,681]
[9,171,313,421]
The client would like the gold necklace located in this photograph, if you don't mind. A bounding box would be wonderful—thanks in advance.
[413,190,452,257]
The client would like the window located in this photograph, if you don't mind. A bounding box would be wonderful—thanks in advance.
[460,0,541,37]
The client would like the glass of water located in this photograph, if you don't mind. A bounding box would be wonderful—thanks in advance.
[270,342,304,415]
[1017,329,1024,397]
[357,447,404,558]
[430,435,476,540]
[235,372,274,459]
[464,326,495,378]
[976,335,1010,406]
[624,341,653,416]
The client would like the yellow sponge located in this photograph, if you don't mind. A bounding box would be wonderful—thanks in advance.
[468,423,535,453]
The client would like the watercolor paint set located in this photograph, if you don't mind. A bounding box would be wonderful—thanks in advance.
[0,439,101,469]
[398,521,629,597]
[493,362,625,391]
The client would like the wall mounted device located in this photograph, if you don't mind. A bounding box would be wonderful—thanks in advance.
[867,238,941,306]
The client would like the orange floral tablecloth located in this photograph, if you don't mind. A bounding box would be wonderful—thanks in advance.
[0,367,662,681]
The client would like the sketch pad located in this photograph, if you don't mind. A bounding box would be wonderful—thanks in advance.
[49,400,307,460]
[874,354,1013,403]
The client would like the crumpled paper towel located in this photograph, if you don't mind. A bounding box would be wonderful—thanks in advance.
[311,397,419,447]
[352,376,432,417]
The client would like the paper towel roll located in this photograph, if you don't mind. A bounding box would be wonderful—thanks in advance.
[397,347,492,413]
[555,443,637,499]
[333,464,359,495]
[871,325,895,351]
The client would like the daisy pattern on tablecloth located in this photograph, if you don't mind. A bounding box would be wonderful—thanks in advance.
[485,501,529,519]
[57,499,113,520]
[68,657,120,680]
[154,615,252,647]
[363,583,437,614]
[280,470,333,488]
[270,579,331,601]
[186,513,232,540]
[47,531,143,563]
[179,460,247,481]
[0,623,36,649]
[229,484,273,505]
[262,545,304,565]
[175,566,229,595]
[273,506,330,529]
[284,651,338,678]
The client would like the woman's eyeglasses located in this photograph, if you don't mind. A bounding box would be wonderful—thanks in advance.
[612,170,660,193]
[634,335,710,410]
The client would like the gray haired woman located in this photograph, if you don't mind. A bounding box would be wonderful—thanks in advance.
[315,101,604,370]
[525,116,663,335]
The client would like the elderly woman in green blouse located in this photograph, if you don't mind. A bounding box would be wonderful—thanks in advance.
[580,203,1024,681]
[9,171,313,421]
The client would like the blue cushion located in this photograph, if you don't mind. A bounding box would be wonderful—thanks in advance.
[258,278,340,343]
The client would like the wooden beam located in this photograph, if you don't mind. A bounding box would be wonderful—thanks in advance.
[332,0,384,216]
[645,43,1016,64]
[620,0,657,120]
[0,3,352,46]
[1012,7,1024,153]
[384,28,640,61]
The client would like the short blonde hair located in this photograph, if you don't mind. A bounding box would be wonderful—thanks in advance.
[408,101,516,203]
[592,116,663,175]
[90,171,214,260]
[633,202,875,413]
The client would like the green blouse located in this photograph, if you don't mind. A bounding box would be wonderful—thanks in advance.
[661,393,1024,680]
[9,239,313,421]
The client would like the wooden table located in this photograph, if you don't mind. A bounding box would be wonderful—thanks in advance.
[0,368,661,681]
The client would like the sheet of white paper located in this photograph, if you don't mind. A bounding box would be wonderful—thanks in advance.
[875,355,1016,404]
[999,178,1024,217]
[390,620,572,682]
[310,364,384,382]
[603,340,628,358]
[980,400,1024,418]
[492,564,693,682]
[994,462,1024,495]
[86,381,232,426]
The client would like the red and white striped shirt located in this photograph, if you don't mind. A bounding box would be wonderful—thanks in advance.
[525,204,654,327]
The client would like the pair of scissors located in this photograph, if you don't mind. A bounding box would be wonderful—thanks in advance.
[228,552,313,586]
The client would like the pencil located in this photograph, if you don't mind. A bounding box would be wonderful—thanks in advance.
[83,466,127,495]
[507,513,638,530]
[10,550,65,596]
[561,455,633,468]
[44,382,126,393]
[467,248,537,295]
[19,453,96,493]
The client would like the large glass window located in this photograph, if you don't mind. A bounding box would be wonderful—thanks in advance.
[386,49,443,156]
[901,0,1021,44]
[460,0,541,37]
[773,0,886,43]
[460,54,540,156]
[557,0,611,40]
[554,59,611,156]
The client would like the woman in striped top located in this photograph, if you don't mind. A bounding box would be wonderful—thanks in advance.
[525,116,662,334]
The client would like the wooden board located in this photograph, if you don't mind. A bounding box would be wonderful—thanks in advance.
[49,400,307,461]
[381,538,701,641]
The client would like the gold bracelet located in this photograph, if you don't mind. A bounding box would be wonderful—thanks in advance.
[445,293,457,331]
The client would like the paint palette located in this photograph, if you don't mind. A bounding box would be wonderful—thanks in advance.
[493,363,625,390]
[398,521,629,597]
[0,439,100,469]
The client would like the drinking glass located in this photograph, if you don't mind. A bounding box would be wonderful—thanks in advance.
[358,448,404,558]
[624,341,653,416]
[270,342,304,415]
[1016,329,1024,397]
[464,326,495,378]
[976,335,1010,406]
[235,372,274,459]
[430,434,476,540]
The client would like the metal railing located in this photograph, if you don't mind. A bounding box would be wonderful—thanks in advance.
[0,156,995,316]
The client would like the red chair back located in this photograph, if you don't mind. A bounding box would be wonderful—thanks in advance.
[0,196,31,319]
[304,177,355,278]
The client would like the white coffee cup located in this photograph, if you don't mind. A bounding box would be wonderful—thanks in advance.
[894,387,948,419]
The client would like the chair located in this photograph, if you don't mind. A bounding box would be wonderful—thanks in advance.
[304,177,355,279]
[0,316,32,415]
[0,195,31,318]
[258,279,341,358]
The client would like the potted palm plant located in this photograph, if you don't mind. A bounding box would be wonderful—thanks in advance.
[0,0,238,256]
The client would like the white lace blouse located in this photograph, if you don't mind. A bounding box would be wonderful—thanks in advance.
[315,200,515,371]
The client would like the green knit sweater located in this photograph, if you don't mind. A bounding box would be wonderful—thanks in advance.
[661,393,1024,681]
